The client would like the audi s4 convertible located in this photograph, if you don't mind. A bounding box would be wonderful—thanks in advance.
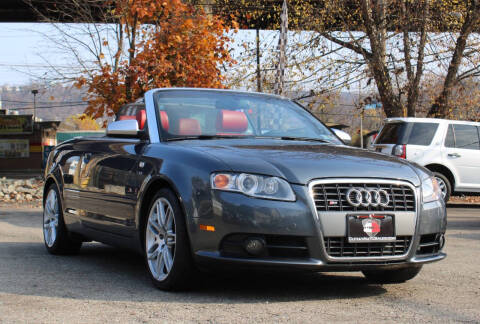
[43,88,446,290]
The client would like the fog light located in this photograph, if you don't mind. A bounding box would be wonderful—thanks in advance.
[438,234,446,249]
[244,237,266,256]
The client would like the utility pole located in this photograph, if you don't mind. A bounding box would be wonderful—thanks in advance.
[358,79,364,148]
[360,106,364,149]
[31,89,38,123]
[256,28,262,93]
[274,0,288,95]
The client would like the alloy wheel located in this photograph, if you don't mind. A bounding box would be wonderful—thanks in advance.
[43,189,59,247]
[146,197,176,281]
[435,176,447,200]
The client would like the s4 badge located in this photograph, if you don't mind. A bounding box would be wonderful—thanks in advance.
[362,217,381,237]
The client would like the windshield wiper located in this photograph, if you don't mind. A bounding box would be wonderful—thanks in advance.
[166,135,330,143]
[260,136,330,143]
[166,135,254,142]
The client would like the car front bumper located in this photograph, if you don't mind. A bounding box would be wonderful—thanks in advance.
[189,182,447,271]
[194,250,446,272]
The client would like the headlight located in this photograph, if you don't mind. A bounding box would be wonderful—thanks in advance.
[211,172,296,201]
[422,176,442,203]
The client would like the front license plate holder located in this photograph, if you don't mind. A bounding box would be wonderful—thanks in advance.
[347,214,395,243]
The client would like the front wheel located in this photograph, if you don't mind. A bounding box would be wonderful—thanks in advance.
[144,188,194,291]
[43,183,82,255]
[362,266,422,284]
[433,172,451,202]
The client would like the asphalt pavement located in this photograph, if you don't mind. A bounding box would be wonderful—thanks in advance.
[0,207,479,323]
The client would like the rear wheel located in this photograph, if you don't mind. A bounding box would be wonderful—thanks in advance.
[144,188,194,291]
[433,172,451,202]
[43,183,82,255]
[362,266,422,284]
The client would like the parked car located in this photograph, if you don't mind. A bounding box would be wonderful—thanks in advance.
[331,128,352,145]
[325,123,352,146]
[372,117,480,201]
[43,89,446,290]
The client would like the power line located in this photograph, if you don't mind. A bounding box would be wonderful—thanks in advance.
[5,103,88,110]
[0,63,84,69]
[1,99,87,104]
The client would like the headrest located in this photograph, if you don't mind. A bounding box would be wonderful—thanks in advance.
[160,111,169,131]
[118,115,136,121]
[178,118,201,136]
[216,110,248,133]
[136,110,146,130]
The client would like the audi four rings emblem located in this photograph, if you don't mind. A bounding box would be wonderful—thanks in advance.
[345,188,390,207]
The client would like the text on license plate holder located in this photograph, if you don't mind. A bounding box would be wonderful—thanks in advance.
[347,214,395,243]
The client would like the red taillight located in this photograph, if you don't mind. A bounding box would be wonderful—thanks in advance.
[392,144,406,159]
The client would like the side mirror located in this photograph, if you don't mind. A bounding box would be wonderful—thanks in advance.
[106,119,140,137]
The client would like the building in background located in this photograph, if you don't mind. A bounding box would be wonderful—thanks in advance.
[0,110,60,173]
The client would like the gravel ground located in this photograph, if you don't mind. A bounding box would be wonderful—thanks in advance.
[0,207,479,323]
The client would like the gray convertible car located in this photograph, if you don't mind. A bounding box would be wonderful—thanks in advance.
[43,88,446,290]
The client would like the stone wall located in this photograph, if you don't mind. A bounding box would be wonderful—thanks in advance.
[0,178,43,203]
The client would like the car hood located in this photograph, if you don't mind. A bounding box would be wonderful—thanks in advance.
[174,139,422,186]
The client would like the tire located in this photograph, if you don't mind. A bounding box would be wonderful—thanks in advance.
[143,188,194,291]
[433,172,451,202]
[43,183,82,255]
[362,266,422,284]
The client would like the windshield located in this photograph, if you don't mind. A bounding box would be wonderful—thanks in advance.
[153,90,341,144]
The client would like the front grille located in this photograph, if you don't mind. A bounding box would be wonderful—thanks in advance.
[324,236,412,258]
[220,234,309,259]
[311,182,416,212]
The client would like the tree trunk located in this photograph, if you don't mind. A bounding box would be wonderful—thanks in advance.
[428,0,480,118]
[360,0,403,117]
[403,0,428,117]
[370,62,404,117]
[125,13,138,102]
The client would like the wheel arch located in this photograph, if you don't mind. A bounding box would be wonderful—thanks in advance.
[424,163,456,190]
[136,176,189,252]
[43,175,61,204]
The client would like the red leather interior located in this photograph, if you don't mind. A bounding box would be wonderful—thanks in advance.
[160,111,169,131]
[216,110,248,133]
[178,118,201,135]
[118,115,136,121]
[136,110,147,130]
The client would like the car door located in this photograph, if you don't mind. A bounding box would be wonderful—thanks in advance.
[401,122,440,164]
[443,123,480,190]
[76,139,140,238]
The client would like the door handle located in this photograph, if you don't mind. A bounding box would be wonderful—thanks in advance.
[448,153,461,158]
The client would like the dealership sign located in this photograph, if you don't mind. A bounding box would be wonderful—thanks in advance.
[0,115,33,134]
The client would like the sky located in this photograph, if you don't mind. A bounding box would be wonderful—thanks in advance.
[0,23,260,86]
[0,22,454,93]
[0,22,400,95]
[0,23,52,85]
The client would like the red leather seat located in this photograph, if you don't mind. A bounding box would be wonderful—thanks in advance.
[136,110,147,130]
[160,111,169,131]
[216,110,248,134]
[118,115,136,121]
[178,118,201,135]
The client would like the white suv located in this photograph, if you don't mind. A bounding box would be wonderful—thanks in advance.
[372,117,480,201]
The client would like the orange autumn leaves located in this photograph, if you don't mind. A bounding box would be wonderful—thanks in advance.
[77,0,237,120]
